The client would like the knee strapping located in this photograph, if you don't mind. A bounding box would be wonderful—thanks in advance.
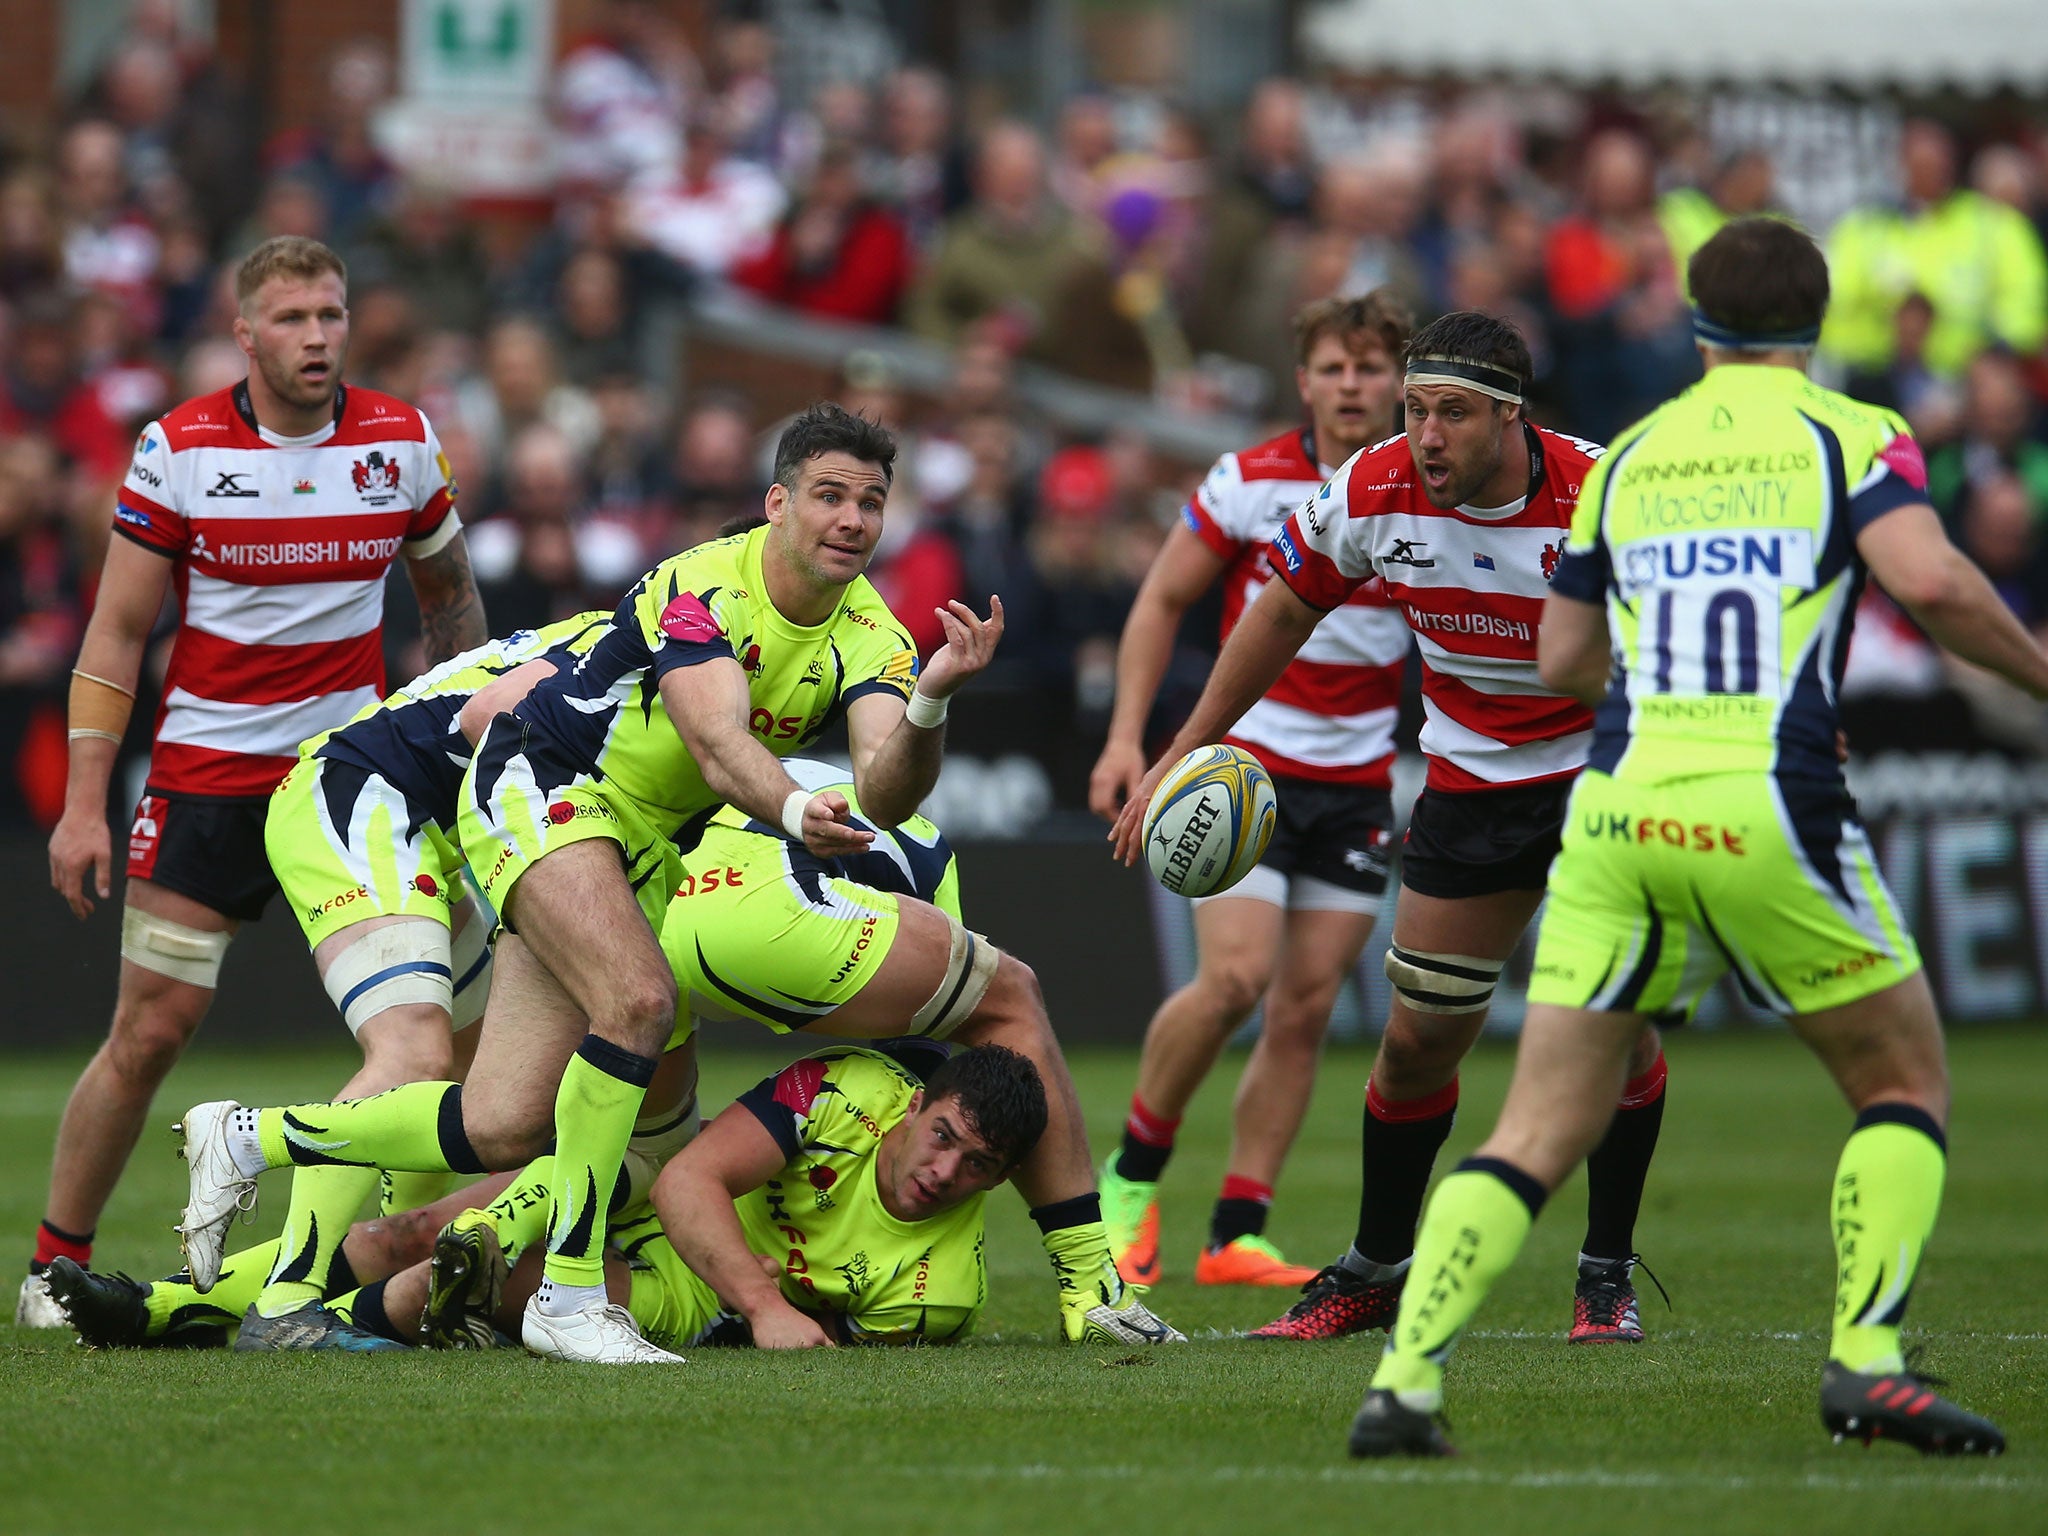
[1384,945,1504,1015]
[911,917,1000,1040]
[121,907,231,989]
[321,919,453,1036]
[449,904,492,1031]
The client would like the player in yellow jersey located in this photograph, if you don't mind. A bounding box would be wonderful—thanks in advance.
[1349,218,2032,1458]
[390,1044,1042,1351]
[177,405,1159,1361]
[229,613,608,1348]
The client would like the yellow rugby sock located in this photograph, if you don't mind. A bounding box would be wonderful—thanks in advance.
[381,1169,461,1217]
[1828,1104,1946,1375]
[258,1165,379,1317]
[257,1082,481,1174]
[1372,1158,1546,1409]
[540,1037,654,1294]
[146,1239,280,1336]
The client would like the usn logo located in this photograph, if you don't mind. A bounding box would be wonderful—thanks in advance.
[1620,530,1815,595]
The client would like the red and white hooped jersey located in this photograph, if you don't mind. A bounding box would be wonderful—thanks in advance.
[1270,425,1600,793]
[114,382,461,797]
[1181,428,1409,787]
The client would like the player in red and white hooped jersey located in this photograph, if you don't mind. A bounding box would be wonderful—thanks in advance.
[1089,294,1414,1291]
[17,238,486,1329]
[1114,312,1671,1346]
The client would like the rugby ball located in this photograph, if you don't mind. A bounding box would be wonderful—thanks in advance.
[1141,744,1278,898]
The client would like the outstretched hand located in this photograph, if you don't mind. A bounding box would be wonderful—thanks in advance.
[916,596,1005,701]
[799,790,874,858]
[1108,756,1172,867]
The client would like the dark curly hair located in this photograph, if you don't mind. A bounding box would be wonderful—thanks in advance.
[771,401,897,490]
[921,1044,1048,1169]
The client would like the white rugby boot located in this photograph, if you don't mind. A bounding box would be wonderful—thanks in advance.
[521,1294,684,1364]
[15,1271,67,1328]
[173,1100,260,1291]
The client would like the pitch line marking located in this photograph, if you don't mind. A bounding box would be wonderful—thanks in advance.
[920,1464,2039,1494]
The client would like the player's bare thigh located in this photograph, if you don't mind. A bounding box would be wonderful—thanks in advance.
[1373,884,1545,1097]
[1189,895,1286,1017]
[455,933,593,1166]
[1790,970,1949,1124]
[500,838,677,1060]
[1475,1001,1647,1188]
[801,897,956,1038]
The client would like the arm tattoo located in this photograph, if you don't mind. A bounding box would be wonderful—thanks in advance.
[409,533,489,664]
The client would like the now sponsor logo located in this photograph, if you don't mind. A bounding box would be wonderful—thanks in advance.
[1581,811,1748,855]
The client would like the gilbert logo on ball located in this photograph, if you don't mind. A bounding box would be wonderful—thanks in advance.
[1142,744,1278,898]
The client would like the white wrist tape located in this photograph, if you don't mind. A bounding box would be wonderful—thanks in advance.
[905,688,949,729]
[782,789,811,841]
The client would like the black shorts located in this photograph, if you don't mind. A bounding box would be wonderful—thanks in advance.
[1258,776,1395,896]
[124,788,278,923]
[1399,778,1574,899]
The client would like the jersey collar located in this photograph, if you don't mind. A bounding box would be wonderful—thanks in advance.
[1453,423,1543,521]
[232,378,347,448]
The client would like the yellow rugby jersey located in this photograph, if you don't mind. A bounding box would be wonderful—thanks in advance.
[311,611,610,820]
[500,526,919,837]
[1550,366,1929,786]
[733,1045,987,1343]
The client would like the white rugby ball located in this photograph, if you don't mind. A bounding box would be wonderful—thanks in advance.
[1141,744,1278,898]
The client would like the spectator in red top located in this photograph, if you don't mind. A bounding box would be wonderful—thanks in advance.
[732,142,915,324]
[1544,128,1657,320]
[0,294,128,481]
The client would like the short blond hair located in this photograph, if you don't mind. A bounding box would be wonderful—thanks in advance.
[235,236,347,310]
[1293,290,1413,368]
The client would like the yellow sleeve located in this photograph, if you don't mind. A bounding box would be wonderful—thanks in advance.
[839,587,921,707]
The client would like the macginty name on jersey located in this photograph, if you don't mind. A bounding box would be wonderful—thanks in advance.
[1629,476,1802,532]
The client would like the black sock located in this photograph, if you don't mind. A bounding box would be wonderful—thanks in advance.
[324,1245,360,1299]
[1582,1059,1667,1263]
[1114,1128,1172,1184]
[1208,1199,1268,1249]
[1030,1194,1101,1235]
[1352,1078,1460,1265]
[349,1280,405,1343]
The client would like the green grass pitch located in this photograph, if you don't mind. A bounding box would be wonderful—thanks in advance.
[2,1030,2042,1534]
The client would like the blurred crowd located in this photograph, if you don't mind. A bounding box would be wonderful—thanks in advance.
[4,0,2048,825]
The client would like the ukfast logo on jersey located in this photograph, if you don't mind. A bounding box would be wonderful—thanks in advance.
[1618,529,1815,597]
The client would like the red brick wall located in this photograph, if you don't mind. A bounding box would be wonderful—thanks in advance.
[0,0,61,150]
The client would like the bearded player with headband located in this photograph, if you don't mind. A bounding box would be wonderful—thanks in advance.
[1114,312,1673,1347]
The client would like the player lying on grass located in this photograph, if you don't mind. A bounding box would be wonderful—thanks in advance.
[1348,219,2018,1460]
[174,761,1183,1350]
[377,1042,1044,1350]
